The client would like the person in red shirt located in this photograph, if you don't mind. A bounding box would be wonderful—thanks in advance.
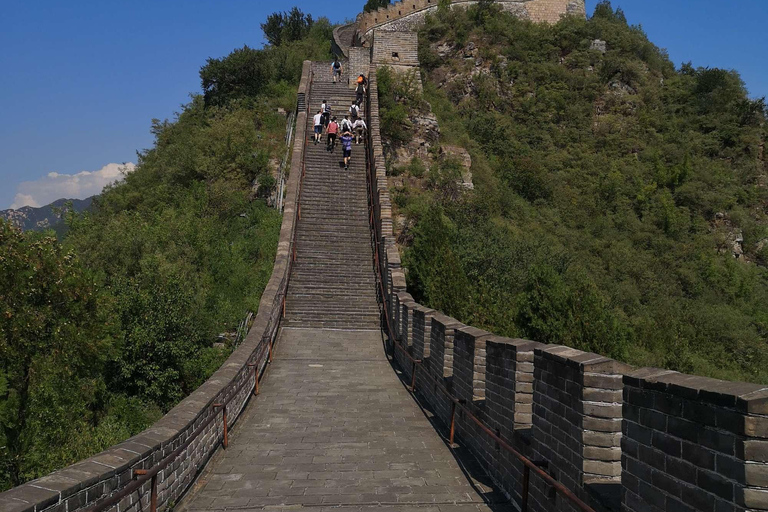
[326,117,339,152]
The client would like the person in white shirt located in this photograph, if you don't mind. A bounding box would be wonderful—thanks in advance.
[352,118,367,145]
[340,115,353,133]
[349,103,360,120]
[320,100,331,128]
[313,110,323,144]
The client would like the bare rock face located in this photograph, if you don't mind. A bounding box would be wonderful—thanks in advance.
[387,110,440,171]
[440,145,473,189]
[591,39,607,53]
[713,213,747,261]
[435,42,453,59]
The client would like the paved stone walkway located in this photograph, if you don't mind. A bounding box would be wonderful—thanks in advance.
[176,62,510,512]
[178,328,506,512]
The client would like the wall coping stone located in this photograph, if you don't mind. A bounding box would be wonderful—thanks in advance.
[625,367,768,413]
[485,335,544,353]
[455,325,492,340]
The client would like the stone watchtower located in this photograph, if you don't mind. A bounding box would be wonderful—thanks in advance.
[340,0,586,84]
[354,0,586,46]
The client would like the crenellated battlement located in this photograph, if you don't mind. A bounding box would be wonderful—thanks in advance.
[356,0,586,44]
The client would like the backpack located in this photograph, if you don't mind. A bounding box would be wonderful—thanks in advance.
[332,61,341,70]
[324,103,332,113]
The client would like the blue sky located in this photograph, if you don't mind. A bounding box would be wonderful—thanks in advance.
[1,0,766,209]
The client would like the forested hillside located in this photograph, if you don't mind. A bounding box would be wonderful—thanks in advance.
[381,2,768,383]
[0,9,332,490]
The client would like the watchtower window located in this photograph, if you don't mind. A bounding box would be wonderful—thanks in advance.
[392,52,400,61]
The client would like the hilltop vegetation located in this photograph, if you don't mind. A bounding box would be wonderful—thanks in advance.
[382,2,768,382]
[0,12,332,490]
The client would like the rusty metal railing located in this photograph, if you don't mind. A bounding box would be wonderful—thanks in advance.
[363,71,597,512]
[82,68,315,512]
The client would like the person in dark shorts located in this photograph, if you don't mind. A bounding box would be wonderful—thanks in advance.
[331,58,343,83]
[355,81,365,106]
[326,117,339,152]
[321,100,331,128]
[340,130,354,170]
[313,110,323,144]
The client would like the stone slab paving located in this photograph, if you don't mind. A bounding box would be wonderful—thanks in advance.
[177,328,510,512]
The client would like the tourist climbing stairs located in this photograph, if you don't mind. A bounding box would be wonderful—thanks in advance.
[283,62,380,330]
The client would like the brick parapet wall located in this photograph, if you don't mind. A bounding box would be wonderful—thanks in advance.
[528,346,629,511]
[622,368,768,512]
[365,18,768,511]
[372,31,419,67]
[0,60,314,512]
[356,0,586,43]
[347,47,372,89]
[453,326,492,404]
[411,304,435,365]
[485,337,543,441]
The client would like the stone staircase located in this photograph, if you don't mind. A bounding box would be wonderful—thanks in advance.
[283,67,380,330]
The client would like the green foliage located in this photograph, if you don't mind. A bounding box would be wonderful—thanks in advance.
[202,16,332,106]
[378,67,427,145]
[261,7,315,47]
[0,223,114,486]
[364,0,391,13]
[394,2,768,382]
[0,9,329,490]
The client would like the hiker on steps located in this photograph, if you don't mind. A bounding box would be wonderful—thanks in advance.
[331,58,343,83]
[340,129,354,170]
[349,102,360,121]
[340,115,353,133]
[326,117,339,152]
[320,100,331,128]
[355,78,366,107]
[313,110,323,144]
[353,118,367,145]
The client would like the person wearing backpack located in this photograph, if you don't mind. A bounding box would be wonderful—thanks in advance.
[320,100,331,128]
[326,117,339,152]
[313,110,323,144]
[340,129,354,170]
[340,115,353,133]
[352,118,367,145]
[331,58,343,83]
[355,81,366,107]
[349,102,360,121]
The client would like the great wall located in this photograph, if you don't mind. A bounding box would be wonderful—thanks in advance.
[3,2,768,512]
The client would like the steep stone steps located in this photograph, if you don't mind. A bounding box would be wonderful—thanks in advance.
[284,66,379,330]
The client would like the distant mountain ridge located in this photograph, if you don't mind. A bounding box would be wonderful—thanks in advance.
[0,197,94,232]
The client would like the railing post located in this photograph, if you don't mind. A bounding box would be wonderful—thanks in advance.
[248,362,259,396]
[410,361,417,392]
[522,465,530,512]
[213,403,227,448]
[449,401,456,447]
[133,469,156,512]
[150,474,158,512]
[223,406,228,448]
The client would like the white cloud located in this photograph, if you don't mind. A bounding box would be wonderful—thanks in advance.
[10,163,136,209]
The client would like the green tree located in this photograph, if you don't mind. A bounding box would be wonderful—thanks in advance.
[0,222,113,486]
[364,0,391,13]
[261,7,314,46]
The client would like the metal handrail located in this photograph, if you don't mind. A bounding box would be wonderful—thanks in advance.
[83,68,317,512]
[363,72,597,512]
